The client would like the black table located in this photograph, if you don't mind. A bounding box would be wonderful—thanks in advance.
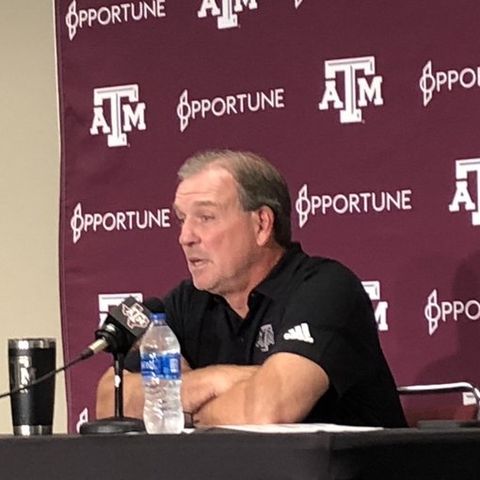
[1,427,480,480]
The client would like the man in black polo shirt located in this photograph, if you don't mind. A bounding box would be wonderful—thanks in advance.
[96,149,406,427]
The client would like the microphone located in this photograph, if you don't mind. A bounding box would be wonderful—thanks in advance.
[79,296,165,435]
[0,296,165,402]
[80,296,164,359]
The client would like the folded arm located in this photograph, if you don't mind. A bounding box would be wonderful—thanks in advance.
[193,352,329,425]
[96,357,192,419]
[96,352,328,425]
[95,359,256,419]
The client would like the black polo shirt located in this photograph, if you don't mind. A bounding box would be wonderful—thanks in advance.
[127,243,406,427]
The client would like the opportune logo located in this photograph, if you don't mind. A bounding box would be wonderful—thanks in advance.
[65,0,166,41]
[362,281,388,332]
[98,293,143,326]
[449,158,480,226]
[419,60,480,107]
[295,184,413,228]
[70,203,171,244]
[76,408,89,433]
[318,56,384,123]
[176,87,285,132]
[197,0,303,30]
[90,84,146,148]
[424,289,480,336]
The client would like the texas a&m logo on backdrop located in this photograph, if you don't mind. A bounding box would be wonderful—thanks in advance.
[197,0,304,30]
[318,56,384,123]
[90,84,146,147]
[449,158,480,226]
[362,281,389,332]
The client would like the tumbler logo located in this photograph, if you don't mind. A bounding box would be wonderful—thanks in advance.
[362,281,389,332]
[13,356,33,387]
[295,184,413,228]
[424,289,480,336]
[176,87,285,132]
[90,84,146,148]
[70,203,171,244]
[449,158,480,226]
[197,0,304,30]
[65,0,166,41]
[419,60,480,107]
[318,56,384,123]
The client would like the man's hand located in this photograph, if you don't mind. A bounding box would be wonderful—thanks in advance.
[96,363,259,419]
[96,367,144,419]
[182,365,259,413]
[193,352,330,425]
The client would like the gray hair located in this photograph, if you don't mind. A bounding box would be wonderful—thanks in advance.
[178,149,292,248]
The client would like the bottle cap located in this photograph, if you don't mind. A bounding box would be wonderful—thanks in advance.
[150,312,166,323]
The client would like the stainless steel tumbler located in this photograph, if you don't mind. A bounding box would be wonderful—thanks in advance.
[8,338,56,435]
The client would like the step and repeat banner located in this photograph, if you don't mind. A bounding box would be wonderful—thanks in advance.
[56,0,480,431]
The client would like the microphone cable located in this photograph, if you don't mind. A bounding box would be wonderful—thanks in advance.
[0,350,90,400]
[0,296,163,401]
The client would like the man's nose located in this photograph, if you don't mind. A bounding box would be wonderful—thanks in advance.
[178,220,199,246]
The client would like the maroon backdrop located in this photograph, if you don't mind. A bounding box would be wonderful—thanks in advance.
[55,0,480,431]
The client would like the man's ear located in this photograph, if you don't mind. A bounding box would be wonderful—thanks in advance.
[254,205,275,246]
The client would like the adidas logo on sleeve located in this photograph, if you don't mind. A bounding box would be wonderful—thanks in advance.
[283,323,314,344]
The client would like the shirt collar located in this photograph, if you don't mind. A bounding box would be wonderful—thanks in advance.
[208,242,306,306]
[252,242,305,300]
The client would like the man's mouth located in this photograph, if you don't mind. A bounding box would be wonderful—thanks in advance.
[188,257,208,269]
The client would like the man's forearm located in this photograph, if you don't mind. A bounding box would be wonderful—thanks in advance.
[192,372,276,425]
[193,379,251,425]
[182,365,259,414]
[96,368,144,419]
[193,353,330,426]
[96,363,257,420]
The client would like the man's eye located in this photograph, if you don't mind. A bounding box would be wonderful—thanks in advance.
[200,215,214,222]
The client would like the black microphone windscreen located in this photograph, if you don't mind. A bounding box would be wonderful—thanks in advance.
[143,297,165,314]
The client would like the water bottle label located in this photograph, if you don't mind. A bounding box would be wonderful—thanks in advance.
[140,353,181,380]
[160,353,181,380]
[140,353,162,380]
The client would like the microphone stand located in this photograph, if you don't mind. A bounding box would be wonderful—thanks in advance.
[79,352,145,435]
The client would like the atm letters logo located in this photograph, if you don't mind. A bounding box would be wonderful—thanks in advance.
[318,56,384,123]
[197,0,304,30]
[362,281,389,332]
[449,158,480,226]
[90,84,146,148]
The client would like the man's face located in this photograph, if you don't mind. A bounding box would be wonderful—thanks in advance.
[173,166,261,296]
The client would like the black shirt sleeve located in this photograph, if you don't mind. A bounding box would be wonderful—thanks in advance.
[269,260,381,397]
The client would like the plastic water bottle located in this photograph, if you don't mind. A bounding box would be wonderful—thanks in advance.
[140,312,183,434]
